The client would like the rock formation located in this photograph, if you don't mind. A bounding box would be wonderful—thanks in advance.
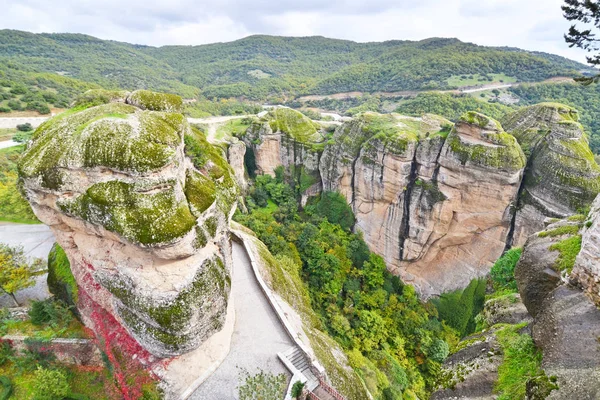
[19,90,238,359]
[503,103,600,246]
[243,105,600,297]
[514,197,600,399]
[571,195,600,304]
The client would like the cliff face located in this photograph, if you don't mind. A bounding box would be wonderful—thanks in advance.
[514,197,600,399]
[19,90,238,359]
[243,104,599,297]
[503,103,600,246]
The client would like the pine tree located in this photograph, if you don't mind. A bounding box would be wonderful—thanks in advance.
[563,0,600,84]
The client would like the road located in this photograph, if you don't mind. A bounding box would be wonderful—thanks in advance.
[0,116,50,129]
[191,242,293,399]
[0,223,54,307]
[0,140,19,150]
[460,83,514,94]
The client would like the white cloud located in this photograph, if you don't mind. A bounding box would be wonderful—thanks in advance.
[0,0,591,63]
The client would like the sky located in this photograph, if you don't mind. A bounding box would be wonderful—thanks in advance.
[0,0,592,64]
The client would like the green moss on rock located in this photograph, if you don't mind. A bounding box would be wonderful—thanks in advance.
[185,170,216,214]
[446,113,526,170]
[58,180,196,246]
[47,243,78,310]
[73,89,130,108]
[266,108,319,143]
[127,90,183,113]
[19,103,185,188]
[101,256,229,352]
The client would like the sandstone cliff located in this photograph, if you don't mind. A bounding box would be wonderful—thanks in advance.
[242,104,599,297]
[19,90,238,359]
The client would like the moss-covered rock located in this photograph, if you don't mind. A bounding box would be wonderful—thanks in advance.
[58,180,197,246]
[47,242,78,311]
[504,103,600,224]
[73,89,130,108]
[444,112,526,170]
[265,107,320,143]
[127,90,183,113]
[19,103,182,188]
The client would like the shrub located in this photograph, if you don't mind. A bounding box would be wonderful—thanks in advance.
[0,107,10,113]
[7,100,22,111]
[0,342,13,366]
[237,368,287,400]
[16,123,33,132]
[29,299,73,327]
[432,278,486,337]
[291,380,305,398]
[0,376,11,400]
[490,248,523,291]
[31,366,70,400]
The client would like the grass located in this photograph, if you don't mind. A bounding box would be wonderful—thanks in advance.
[215,118,251,142]
[0,146,39,224]
[0,128,16,142]
[1,319,89,340]
[494,323,544,400]
[537,224,581,238]
[549,235,582,273]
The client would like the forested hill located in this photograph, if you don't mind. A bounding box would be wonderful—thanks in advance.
[0,29,591,101]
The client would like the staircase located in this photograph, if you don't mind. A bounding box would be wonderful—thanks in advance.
[281,346,319,391]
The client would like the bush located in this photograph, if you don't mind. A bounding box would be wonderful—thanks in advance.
[0,342,13,366]
[12,130,33,143]
[291,380,305,398]
[0,376,11,400]
[16,123,33,132]
[7,100,22,111]
[432,278,486,337]
[0,107,10,113]
[31,366,70,400]
[29,299,73,327]
[490,248,522,291]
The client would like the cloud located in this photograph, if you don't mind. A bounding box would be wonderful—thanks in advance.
[0,0,590,63]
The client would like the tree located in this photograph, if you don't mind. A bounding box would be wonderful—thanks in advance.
[0,244,45,306]
[563,0,600,84]
[237,368,287,400]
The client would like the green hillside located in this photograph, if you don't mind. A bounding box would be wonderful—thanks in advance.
[0,30,590,103]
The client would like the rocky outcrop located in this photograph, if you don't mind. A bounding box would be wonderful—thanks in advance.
[515,204,600,399]
[571,194,600,304]
[244,104,600,297]
[19,90,238,359]
[243,107,322,180]
[227,140,248,192]
[503,103,600,246]
[399,113,526,294]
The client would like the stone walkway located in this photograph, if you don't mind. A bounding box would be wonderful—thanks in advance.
[0,223,54,307]
[190,242,293,399]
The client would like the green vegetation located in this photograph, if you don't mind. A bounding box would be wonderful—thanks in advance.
[490,248,523,292]
[236,177,458,399]
[0,244,44,307]
[47,243,78,310]
[494,323,551,400]
[237,369,287,400]
[395,92,515,123]
[549,235,582,273]
[215,118,252,142]
[430,279,487,338]
[0,30,588,105]
[312,191,355,231]
[0,146,38,223]
[537,224,581,238]
[446,73,517,87]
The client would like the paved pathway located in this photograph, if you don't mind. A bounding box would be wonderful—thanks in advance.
[191,242,293,399]
[0,223,54,307]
